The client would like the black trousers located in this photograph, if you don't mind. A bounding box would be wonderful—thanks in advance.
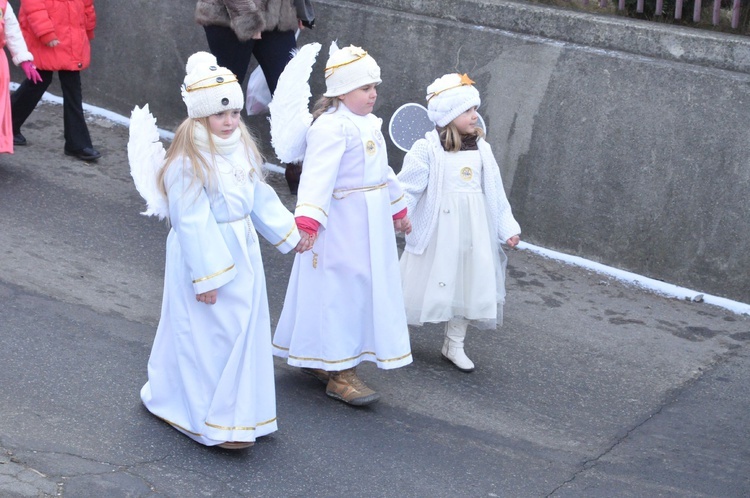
[203,26,296,94]
[11,70,93,152]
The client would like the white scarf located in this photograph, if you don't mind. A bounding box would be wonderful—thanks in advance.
[193,122,241,156]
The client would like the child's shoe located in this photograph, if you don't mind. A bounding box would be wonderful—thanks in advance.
[326,368,380,406]
[301,367,329,384]
[442,318,475,372]
[217,441,254,449]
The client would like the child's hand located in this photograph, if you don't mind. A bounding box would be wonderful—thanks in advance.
[394,216,412,235]
[506,235,520,249]
[20,62,42,84]
[196,290,218,305]
[294,231,316,253]
[47,39,59,47]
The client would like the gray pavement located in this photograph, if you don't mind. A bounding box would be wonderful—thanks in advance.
[0,101,748,497]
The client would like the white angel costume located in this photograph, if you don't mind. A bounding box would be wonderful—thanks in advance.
[397,129,521,330]
[138,124,300,446]
[272,103,413,371]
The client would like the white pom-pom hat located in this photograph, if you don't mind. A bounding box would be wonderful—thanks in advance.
[181,52,244,118]
[323,44,381,97]
[425,73,481,127]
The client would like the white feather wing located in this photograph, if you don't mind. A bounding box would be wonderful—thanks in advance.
[127,104,169,220]
[268,42,322,164]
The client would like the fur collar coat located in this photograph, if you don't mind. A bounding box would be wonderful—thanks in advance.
[195,0,298,41]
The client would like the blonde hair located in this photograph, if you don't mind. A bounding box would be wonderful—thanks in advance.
[438,122,485,152]
[158,116,265,201]
[311,96,341,120]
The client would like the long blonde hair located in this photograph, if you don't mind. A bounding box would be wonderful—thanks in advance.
[311,96,341,120]
[158,116,265,200]
[438,122,485,152]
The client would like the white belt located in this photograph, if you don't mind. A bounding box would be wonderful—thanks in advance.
[332,182,387,200]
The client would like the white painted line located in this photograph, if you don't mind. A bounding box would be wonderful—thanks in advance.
[518,241,750,315]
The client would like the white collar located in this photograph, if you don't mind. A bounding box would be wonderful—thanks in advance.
[194,122,241,156]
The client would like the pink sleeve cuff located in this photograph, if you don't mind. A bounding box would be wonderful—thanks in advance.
[393,208,407,220]
[295,216,320,236]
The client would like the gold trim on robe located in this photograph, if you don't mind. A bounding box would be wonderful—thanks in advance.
[192,264,235,284]
[273,225,297,247]
[296,203,328,218]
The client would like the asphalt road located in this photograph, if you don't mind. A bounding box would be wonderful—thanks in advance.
[0,102,748,497]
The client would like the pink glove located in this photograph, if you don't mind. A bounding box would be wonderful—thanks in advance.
[20,61,42,84]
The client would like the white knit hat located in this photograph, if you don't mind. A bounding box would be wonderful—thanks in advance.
[181,52,244,118]
[323,44,381,97]
[426,73,481,127]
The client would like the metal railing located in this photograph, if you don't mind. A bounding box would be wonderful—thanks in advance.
[574,0,745,31]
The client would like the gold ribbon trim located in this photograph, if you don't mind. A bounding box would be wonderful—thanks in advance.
[193,264,235,284]
[332,182,387,200]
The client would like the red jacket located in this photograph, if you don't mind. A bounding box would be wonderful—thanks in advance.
[18,0,96,71]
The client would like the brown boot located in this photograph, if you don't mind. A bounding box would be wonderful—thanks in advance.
[301,367,330,385]
[284,162,302,195]
[326,368,380,406]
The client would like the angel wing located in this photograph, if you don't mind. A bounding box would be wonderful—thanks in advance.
[127,104,169,220]
[268,42,322,164]
[388,103,488,152]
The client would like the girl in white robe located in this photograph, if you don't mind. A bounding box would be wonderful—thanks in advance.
[139,52,312,449]
[272,45,413,406]
[397,73,521,373]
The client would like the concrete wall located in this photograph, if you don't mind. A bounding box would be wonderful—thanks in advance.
[12,0,750,303]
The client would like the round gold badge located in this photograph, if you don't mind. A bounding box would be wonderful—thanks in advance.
[366,140,377,156]
[460,167,473,181]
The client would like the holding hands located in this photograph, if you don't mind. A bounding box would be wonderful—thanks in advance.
[394,215,412,235]
[194,228,321,305]
[506,234,521,249]
[294,231,316,253]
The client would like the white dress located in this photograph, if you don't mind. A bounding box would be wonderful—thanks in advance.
[400,150,507,329]
[273,104,413,371]
[141,137,300,446]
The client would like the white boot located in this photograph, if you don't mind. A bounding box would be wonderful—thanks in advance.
[441,318,474,372]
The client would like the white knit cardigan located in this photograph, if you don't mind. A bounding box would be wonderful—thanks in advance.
[397,129,521,255]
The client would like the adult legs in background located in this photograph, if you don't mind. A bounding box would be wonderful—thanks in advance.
[255,28,299,194]
[252,29,297,95]
[203,24,255,84]
[11,70,54,140]
[58,70,94,154]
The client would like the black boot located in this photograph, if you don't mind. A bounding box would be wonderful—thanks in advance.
[284,162,302,195]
